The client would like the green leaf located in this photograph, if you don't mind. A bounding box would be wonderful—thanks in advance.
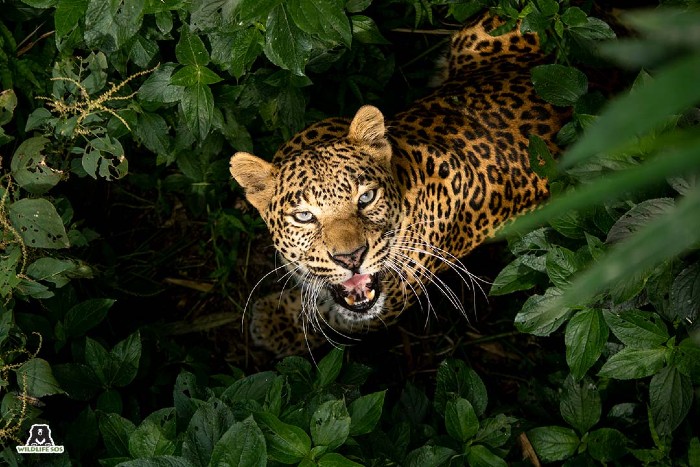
[404,445,457,467]
[603,309,669,349]
[465,444,508,467]
[317,452,364,467]
[129,420,176,458]
[84,0,145,52]
[527,426,579,463]
[434,359,487,416]
[587,428,628,462]
[348,390,385,436]
[287,0,352,47]
[171,65,223,86]
[238,0,282,24]
[531,64,588,107]
[598,347,667,380]
[310,399,350,450]
[545,246,579,288]
[569,17,616,41]
[109,330,142,387]
[63,298,115,338]
[445,398,479,443]
[690,437,700,467]
[54,0,87,38]
[528,134,557,179]
[565,308,608,381]
[316,347,344,387]
[26,257,90,288]
[606,198,675,244]
[113,456,196,466]
[135,112,170,157]
[650,366,693,437]
[85,337,111,384]
[210,416,266,467]
[255,412,311,464]
[669,262,700,324]
[350,15,390,44]
[8,198,70,249]
[562,53,700,168]
[0,89,17,126]
[99,412,137,457]
[139,63,185,103]
[10,136,62,195]
[474,414,513,448]
[182,398,235,466]
[181,83,214,141]
[15,358,65,397]
[676,338,700,383]
[514,287,572,336]
[176,28,210,66]
[228,28,264,79]
[346,0,371,13]
[560,375,600,435]
[489,256,541,296]
[263,4,313,75]
[561,7,587,27]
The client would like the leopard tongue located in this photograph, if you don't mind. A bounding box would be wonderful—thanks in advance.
[341,274,375,306]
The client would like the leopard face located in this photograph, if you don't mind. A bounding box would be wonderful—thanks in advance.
[230,106,404,322]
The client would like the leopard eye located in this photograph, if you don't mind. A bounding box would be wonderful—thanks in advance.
[358,189,376,208]
[293,211,315,223]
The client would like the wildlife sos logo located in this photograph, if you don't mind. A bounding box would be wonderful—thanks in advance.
[16,424,65,454]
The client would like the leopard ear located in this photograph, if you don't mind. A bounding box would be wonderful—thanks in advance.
[348,105,387,145]
[229,152,277,213]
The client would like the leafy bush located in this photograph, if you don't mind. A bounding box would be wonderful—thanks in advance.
[0,0,698,466]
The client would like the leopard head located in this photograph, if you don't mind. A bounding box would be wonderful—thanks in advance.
[230,106,403,322]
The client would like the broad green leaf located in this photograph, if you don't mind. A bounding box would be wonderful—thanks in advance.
[669,262,700,324]
[316,347,344,387]
[434,359,487,416]
[287,0,352,47]
[26,257,89,288]
[171,65,223,86]
[603,309,669,349]
[568,17,616,41]
[85,337,111,385]
[109,330,142,387]
[310,399,350,450]
[445,398,479,442]
[565,308,608,380]
[84,0,145,52]
[536,0,558,16]
[348,390,385,436]
[489,256,541,296]
[473,414,514,448]
[255,412,311,464]
[181,83,214,141]
[19,0,56,7]
[10,136,62,195]
[139,63,185,103]
[63,298,114,338]
[399,383,430,425]
[561,7,587,26]
[8,198,70,249]
[690,437,700,467]
[51,362,101,401]
[15,358,65,397]
[528,134,557,179]
[528,426,579,463]
[514,287,572,336]
[465,444,508,467]
[263,4,313,76]
[545,246,579,288]
[129,420,176,458]
[210,416,266,467]
[182,398,235,466]
[135,112,170,157]
[317,452,364,466]
[676,338,700,383]
[650,366,693,437]
[587,428,628,462]
[226,28,264,79]
[562,53,700,168]
[0,246,22,298]
[560,375,600,435]
[346,0,371,13]
[173,371,215,427]
[531,64,588,107]
[404,445,456,467]
[176,28,210,66]
[350,15,390,44]
[113,456,196,466]
[606,198,675,244]
[598,347,667,380]
[237,0,282,24]
[53,0,88,40]
[0,89,16,127]
[99,412,137,458]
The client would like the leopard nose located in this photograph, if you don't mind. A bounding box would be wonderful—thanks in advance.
[329,245,368,271]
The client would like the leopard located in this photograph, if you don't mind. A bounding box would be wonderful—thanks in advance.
[229,12,568,357]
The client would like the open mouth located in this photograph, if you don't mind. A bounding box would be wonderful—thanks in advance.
[329,273,382,313]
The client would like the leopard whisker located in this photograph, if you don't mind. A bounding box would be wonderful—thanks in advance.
[241,259,297,330]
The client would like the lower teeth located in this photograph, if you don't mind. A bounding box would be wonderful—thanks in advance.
[344,288,376,306]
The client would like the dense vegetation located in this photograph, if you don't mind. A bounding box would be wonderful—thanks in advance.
[1,0,698,465]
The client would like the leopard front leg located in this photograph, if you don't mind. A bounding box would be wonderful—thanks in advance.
[248,289,323,357]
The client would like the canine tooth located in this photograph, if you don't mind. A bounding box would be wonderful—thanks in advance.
[345,296,355,306]
[366,289,376,301]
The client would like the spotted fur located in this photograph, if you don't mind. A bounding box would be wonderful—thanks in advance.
[230,13,567,356]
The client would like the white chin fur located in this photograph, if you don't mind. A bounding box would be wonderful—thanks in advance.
[330,295,386,324]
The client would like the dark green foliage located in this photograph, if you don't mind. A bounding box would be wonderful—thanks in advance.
[0,0,698,465]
